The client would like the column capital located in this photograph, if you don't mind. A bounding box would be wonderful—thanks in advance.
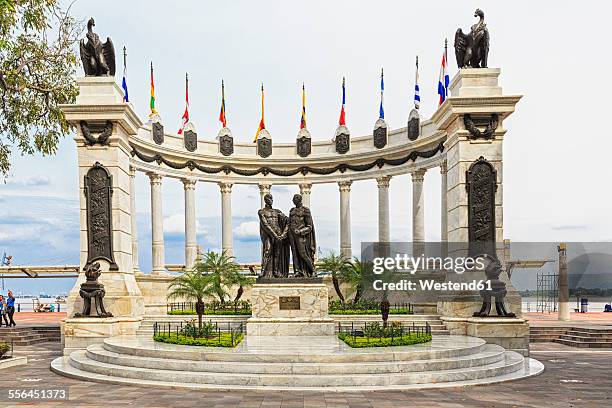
[218,182,233,194]
[299,183,312,194]
[129,165,137,178]
[338,180,352,192]
[258,184,271,193]
[376,176,391,189]
[440,161,448,174]
[411,169,426,183]
[147,172,163,185]
[182,178,197,190]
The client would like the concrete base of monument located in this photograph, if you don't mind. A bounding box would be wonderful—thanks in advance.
[51,334,544,391]
[247,282,334,336]
[62,316,142,356]
[247,318,335,336]
[440,316,530,356]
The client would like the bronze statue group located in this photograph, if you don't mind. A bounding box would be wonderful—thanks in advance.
[258,194,316,278]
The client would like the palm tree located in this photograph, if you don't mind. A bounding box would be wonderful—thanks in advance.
[195,250,249,304]
[168,269,212,329]
[339,257,370,303]
[318,251,351,303]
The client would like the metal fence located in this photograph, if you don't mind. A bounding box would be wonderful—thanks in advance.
[329,301,414,314]
[166,301,251,315]
[337,321,431,342]
[153,320,245,346]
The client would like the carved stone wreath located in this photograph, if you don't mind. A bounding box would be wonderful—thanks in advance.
[463,114,498,140]
[80,121,113,146]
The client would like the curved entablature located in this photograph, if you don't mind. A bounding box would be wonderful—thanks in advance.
[128,121,447,184]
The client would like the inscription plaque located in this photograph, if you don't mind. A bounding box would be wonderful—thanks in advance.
[279,296,300,310]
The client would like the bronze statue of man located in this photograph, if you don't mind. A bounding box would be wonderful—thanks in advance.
[258,193,290,278]
[289,194,317,277]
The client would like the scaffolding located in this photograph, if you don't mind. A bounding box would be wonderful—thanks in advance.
[536,272,558,313]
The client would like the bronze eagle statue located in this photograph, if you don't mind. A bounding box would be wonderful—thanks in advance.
[79,18,115,76]
[454,9,489,69]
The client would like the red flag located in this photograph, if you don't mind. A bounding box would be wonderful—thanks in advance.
[338,77,346,126]
[178,73,189,134]
[219,79,227,128]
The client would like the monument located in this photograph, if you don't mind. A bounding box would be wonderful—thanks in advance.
[247,193,334,336]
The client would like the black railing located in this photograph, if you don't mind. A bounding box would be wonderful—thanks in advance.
[166,300,251,315]
[153,320,245,347]
[337,321,431,342]
[329,300,414,314]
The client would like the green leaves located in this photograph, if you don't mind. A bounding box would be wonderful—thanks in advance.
[0,0,79,176]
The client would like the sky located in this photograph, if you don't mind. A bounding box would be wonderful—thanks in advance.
[1,0,611,295]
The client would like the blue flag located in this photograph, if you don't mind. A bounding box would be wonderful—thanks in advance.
[122,46,129,102]
[379,68,384,119]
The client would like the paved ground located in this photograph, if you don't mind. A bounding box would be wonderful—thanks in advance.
[8,312,66,326]
[525,312,612,326]
[0,342,610,407]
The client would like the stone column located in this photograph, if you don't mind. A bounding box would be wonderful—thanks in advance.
[558,243,570,321]
[219,182,233,256]
[411,170,426,255]
[376,176,391,242]
[299,183,312,208]
[258,184,271,208]
[440,162,448,256]
[129,166,139,272]
[338,181,352,258]
[183,178,197,270]
[148,172,165,274]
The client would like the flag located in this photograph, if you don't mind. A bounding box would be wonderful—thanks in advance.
[149,62,157,116]
[300,83,306,129]
[437,40,449,106]
[253,84,265,142]
[414,56,420,110]
[219,79,227,127]
[339,77,346,126]
[379,68,384,119]
[178,73,189,135]
[121,46,129,102]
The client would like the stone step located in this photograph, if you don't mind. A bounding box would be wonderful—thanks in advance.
[102,336,484,364]
[567,330,612,338]
[86,343,504,375]
[559,334,612,343]
[51,354,544,391]
[64,350,524,388]
[554,339,612,348]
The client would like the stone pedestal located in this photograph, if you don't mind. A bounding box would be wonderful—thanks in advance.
[247,283,335,336]
[440,316,529,356]
[60,77,145,354]
[62,316,141,356]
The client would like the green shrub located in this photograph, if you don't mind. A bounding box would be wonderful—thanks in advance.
[154,333,244,348]
[179,320,217,338]
[330,308,412,315]
[0,343,10,357]
[168,309,252,316]
[338,332,432,348]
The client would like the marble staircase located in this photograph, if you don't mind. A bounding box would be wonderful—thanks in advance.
[51,335,543,391]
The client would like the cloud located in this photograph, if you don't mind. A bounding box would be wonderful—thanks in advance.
[163,214,210,236]
[4,175,51,187]
[233,221,260,239]
[551,225,588,231]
